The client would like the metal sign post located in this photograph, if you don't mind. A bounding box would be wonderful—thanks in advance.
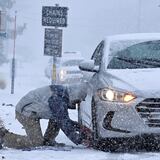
[11,11,17,94]
[42,4,68,84]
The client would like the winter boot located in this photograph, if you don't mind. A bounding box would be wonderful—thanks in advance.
[44,139,65,147]
[0,126,9,149]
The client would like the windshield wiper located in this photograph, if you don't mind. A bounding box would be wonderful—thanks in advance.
[116,57,160,68]
[139,58,160,67]
[142,58,160,63]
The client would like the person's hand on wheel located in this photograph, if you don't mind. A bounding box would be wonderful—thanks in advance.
[80,125,93,147]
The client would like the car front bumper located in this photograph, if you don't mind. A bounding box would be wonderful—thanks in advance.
[95,96,160,138]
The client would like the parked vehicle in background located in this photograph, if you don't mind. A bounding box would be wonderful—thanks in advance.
[78,33,160,151]
[44,51,84,85]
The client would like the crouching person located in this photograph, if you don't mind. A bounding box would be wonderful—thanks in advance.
[48,85,92,146]
[2,85,61,149]
[0,84,92,149]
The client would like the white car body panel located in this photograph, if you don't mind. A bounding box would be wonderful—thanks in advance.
[79,33,160,139]
[107,68,160,92]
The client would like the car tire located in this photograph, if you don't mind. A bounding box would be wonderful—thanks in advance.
[91,97,115,151]
[91,97,98,140]
[91,97,104,150]
[91,97,131,152]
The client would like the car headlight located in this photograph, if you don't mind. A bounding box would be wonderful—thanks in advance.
[59,69,67,81]
[98,88,136,103]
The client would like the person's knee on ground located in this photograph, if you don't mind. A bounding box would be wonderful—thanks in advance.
[2,112,44,149]
[16,112,44,146]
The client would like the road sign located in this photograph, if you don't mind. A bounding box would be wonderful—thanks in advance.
[0,32,6,38]
[44,28,62,57]
[42,6,68,27]
[0,11,6,32]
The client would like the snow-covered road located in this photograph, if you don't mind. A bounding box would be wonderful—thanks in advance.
[1,148,160,160]
[1,0,160,159]
[0,71,160,160]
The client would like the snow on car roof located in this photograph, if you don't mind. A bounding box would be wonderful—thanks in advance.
[105,33,160,42]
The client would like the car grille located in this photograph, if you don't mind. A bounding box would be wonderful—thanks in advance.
[136,98,160,127]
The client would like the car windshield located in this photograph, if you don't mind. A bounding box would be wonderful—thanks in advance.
[107,40,160,69]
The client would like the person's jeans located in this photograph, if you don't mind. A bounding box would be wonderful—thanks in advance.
[3,112,59,149]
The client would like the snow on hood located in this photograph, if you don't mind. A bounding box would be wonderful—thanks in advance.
[104,68,160,93]
[106,33,160,42]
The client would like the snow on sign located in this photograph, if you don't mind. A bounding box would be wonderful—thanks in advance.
[42,6,68,27]
[44,28,62,57]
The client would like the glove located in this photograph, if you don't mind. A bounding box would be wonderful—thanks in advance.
[79,125,93,147]
[82,139,93,148]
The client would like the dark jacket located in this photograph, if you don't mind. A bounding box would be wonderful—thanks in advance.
[48,85,86,145]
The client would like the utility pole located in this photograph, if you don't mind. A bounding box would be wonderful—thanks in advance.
[11,11,17,94]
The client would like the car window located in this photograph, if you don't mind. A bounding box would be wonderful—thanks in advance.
[108,40,160,69]
[91,40,104,66]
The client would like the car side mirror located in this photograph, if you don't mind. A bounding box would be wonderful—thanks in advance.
[79,60,99,72]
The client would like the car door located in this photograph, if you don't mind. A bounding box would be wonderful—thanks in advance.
[78,41,105,130]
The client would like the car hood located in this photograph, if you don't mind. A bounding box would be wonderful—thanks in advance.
[101,68,160,95]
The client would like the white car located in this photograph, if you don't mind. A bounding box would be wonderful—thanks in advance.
[44,52,84,84]
[57,52,84,84]
[78,33,160,151]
